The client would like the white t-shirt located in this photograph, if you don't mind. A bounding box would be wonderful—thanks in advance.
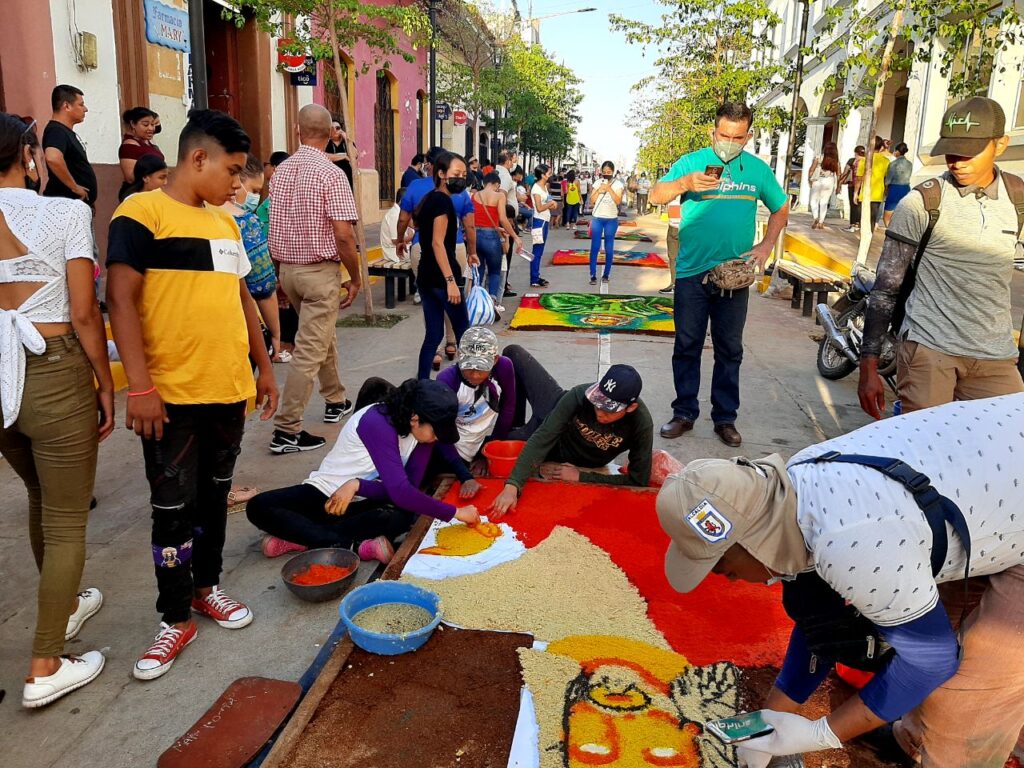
[531,183,551,222]
[637,177,652,193]
[454,378,503,461]
[787,393,1024,627]
[579,177,591,196]
[496,165,516,211]
[591,178,625,219]
[305,405,418,497]
[379,203,401,263]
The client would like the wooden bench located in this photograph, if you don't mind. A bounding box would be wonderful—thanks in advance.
[774,260,848,321]
[367,259,414,309]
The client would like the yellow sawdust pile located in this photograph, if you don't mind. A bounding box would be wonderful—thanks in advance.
[402,526,667,646]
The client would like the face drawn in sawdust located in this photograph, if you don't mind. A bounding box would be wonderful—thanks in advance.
[547,637,739,768]
[419,522,503,557]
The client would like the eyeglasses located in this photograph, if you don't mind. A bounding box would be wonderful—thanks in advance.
[22,119,37,136]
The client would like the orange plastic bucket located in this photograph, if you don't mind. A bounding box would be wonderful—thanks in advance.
[482,440,526,478]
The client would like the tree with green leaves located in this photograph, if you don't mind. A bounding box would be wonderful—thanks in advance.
[226,1,431,317]
[612,0,787,173]
[812,0,1021,259]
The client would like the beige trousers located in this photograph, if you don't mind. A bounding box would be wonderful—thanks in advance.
[274,261,346,434]
[896,567,1024,767]
[897,340,1023,413]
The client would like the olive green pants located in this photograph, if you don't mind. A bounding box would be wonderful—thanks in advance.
[0,335,98,656]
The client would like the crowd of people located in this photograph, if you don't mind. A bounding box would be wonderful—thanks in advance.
[3,82,1024,768]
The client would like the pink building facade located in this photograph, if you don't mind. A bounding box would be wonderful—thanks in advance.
[315,39,427,223]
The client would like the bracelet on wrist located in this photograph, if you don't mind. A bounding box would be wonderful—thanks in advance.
[128,385,157,398]
[445,275,456,283]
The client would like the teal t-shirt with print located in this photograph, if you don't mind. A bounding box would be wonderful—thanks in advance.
[660,147,788,279]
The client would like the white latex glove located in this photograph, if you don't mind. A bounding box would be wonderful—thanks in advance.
[735,710,841,767]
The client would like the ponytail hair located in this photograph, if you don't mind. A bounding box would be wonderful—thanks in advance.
[380,378,420,436]
[0,113,39,174]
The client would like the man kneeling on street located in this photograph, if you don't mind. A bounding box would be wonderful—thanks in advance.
[657,393,1024,768]
[489,345,654,517]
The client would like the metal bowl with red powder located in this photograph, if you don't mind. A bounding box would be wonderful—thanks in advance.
[281,548,361,603]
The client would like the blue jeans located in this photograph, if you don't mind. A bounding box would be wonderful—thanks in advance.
[518,205,534,228]
[589,217,618,279]
[671,272,749,425]
[417,283,468,379]
[564,202,580,226]
[476,229,504,299]
[530,220,548,284]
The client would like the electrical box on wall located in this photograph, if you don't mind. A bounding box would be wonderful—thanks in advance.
[79,32,98,70]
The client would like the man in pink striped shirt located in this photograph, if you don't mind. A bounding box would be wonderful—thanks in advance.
[268,104,361,454]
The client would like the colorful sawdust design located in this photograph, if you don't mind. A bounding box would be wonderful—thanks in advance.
[574,229,654,242]
[402,526,669,646]
[439,478,792,667]
[520,636,740,768]
[419,521,503,556]
[551,249,668,268]
[509,293,675,336]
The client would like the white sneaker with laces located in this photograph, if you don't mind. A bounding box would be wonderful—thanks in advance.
[65,587,103,640]
[23,651,105,708]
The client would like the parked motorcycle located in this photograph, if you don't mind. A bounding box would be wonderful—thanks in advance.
[815,266,897,390]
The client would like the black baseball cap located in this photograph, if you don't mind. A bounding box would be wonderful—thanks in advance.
[413,379,460,444]
[933,97,1006,157]
[586,364,642,413]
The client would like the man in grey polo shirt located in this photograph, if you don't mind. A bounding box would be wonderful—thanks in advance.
[859,96,1024,417]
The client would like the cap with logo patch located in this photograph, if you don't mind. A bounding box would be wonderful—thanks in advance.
[457,327,500,372]
[933,96,1006,158]
[655,454,812,593]
[585,364,642,413]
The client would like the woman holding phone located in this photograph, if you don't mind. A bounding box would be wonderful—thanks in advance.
[529,164,557,288]
[587,161,625,285]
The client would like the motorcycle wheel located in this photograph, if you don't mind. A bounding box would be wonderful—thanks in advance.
[816,307,859,380]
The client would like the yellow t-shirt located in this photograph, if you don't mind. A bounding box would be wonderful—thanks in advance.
[858,155,891,203]
[107,189,256,405]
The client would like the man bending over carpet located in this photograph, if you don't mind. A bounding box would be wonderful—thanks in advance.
[489,346,653,517]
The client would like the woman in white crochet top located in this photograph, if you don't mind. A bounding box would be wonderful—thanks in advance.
[0,112,113,708]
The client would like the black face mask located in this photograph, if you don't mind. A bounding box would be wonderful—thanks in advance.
[602,174,613,180]
[446,177,468,194]
[24,174,41,193]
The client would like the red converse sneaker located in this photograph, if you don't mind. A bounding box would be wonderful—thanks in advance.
[191,586,254,629]
[133,622,197,681]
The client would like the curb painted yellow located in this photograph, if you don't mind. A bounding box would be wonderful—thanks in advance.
[783,232,852,277]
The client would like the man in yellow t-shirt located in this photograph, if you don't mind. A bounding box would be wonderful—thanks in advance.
[856,136,891,230]
[107,109,278,683]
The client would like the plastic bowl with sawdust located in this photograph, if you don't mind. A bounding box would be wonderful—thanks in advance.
[340,581,443,655]
[281,548,361,603]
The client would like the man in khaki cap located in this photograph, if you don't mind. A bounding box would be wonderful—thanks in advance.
[657,393,1024,768]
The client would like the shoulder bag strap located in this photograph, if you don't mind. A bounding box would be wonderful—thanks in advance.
[888,179,942,335]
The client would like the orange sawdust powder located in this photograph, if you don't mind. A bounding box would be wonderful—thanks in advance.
[291,563,353,586]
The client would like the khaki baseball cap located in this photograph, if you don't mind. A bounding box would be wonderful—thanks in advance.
[655,454,811,593]
[933,96,1007,157]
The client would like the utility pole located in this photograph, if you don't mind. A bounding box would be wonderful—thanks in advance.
[782,0,810,201]
[429,0,439,147]
[188,0,208,110]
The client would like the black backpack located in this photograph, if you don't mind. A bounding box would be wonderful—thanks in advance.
[889,171,1024,337]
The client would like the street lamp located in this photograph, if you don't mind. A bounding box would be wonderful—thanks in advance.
[522,6,597,45]
[429,0,440,147]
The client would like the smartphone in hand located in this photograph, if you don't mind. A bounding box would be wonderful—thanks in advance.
[705,711,775,744]
[705,165,725,179]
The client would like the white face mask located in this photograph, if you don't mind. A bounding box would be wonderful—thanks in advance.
[242,191,260,212]
[712,137,746,164]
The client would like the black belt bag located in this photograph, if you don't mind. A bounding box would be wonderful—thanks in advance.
[783,452,972,672]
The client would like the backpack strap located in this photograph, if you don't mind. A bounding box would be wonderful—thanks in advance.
[999,170,1024,236]
[886,178,942,335]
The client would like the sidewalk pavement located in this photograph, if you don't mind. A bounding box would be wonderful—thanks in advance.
[0,207,883,766]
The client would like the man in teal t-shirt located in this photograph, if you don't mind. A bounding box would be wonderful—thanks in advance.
[649,102,789,448]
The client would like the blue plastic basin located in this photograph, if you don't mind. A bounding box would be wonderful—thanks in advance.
[339,581,443,655]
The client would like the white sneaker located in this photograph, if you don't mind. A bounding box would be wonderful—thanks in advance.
[65,587,103,641]
[23,651,105,708]
[413,292,422,305]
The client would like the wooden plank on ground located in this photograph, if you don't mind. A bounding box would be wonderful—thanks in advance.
[260,478,453,768]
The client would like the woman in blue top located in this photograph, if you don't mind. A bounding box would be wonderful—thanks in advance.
[222,154,280,359]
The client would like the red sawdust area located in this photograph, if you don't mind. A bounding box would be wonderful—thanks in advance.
[282,625,532,768]
[444,478,792,667]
